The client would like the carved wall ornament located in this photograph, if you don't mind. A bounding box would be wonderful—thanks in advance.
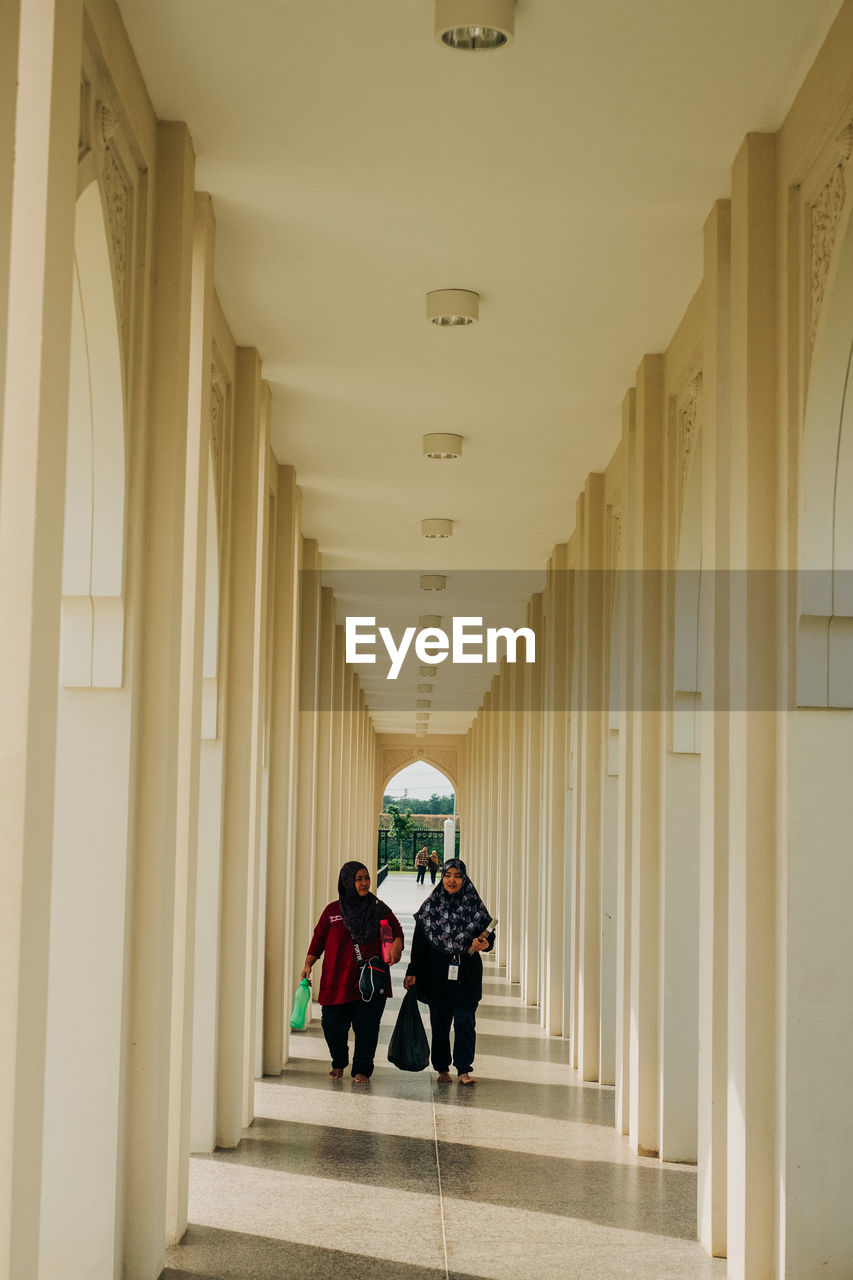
[425,748,458,782]
[99,102,119,144]
[677,373,702,503]
[811,160,848,350]
[610,495,623,567]
[79,78,92,163]
[101,144,130,330]
[210,369,224,476]
[383,747,416,781]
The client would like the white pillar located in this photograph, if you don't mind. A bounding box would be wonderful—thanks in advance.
[263,466,301,1074]
[628,355,665,1156]
[0,4,82,1273]
[215,347,265,1148]
[577,475,606,1079]
[726,132,778,1280]
[122,121,195,1278]
[697,198,731,1257]
[614,389,637,1135]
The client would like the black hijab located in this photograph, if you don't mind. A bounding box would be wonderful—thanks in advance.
[337,860,382,945]
[415,858,491,956]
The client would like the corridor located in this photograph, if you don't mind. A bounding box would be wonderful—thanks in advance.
[164,877,724,1280]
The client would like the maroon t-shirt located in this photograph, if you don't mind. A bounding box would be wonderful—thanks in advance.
[309,899,404,1005]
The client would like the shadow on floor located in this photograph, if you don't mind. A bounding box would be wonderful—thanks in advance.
[431,1073,616,1126]
[203,1117,697,1239]
[162,1224,484,1280]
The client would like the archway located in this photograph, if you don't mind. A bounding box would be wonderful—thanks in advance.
[379,762,457,876]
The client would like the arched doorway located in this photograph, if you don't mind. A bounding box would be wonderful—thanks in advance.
[379,762,457,877]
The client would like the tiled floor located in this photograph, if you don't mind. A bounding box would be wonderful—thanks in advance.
[164,874,725,1280]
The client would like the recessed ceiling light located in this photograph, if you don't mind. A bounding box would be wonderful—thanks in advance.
[417,683,434,693]
[417,699,432,708]
[420,666,438,678]
[423,433,463,459]
[426,289,479,326]
[420,574,446,591]
[418,615,442,628]
[435,0,515,48]
[422,518,453,539]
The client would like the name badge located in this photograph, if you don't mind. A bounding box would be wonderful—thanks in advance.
[447,962,459,982]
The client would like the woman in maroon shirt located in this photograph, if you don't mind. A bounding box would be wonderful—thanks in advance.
[301,861,404,1082]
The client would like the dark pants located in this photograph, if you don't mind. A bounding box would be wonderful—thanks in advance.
[429,866,438,883]
[321,998,386,1077]
[416,865,426,883]
[428,1001,477,1075]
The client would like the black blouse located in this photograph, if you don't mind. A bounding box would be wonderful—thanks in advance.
[406,919,494,1009]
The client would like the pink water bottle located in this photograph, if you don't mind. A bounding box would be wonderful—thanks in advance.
[380,918,393,964]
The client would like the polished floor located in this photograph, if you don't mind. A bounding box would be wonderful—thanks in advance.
[164,874,725,1280]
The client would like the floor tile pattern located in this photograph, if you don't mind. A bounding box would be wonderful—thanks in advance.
[164,874,725,1279]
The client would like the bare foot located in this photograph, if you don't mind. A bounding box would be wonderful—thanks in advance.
[353,1073,370,1083]
[436,1072,452,1083]
[328,1068,343,1079]
[458,1073,477,1086]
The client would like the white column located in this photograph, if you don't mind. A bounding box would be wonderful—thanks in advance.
[166,191,215,1244]
[292,540,321,980]
[215,347,264,1148]
[628,355,665,1156]
[313,589,336,915]
[577,475,606,1079]
[0,3,82,1274]
[544,551,570,1037]
[263,466,301,1074]
[614,389,636,1134]
[697,198,731,1256]
[726,132,778,1280]
[122,121,195,1278]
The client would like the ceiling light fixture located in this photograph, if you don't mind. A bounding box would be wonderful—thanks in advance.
[418,615,442,628]
[417,683,434,693]
[420,574,446,591]
[423,433,463,459]
[435,0,515,49]
[420,666,438,678]
[417,699,432,708]
[426,289,479,326]
[422,518,453,539]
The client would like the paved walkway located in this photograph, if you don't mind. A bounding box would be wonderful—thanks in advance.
[164,873,725,1279]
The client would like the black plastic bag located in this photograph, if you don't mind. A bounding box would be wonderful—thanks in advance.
[387,988,430,1072]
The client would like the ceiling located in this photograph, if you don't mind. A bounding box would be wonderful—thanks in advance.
[117,0,842,733]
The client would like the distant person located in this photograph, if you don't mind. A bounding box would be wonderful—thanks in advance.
[428,850,439,884]
[404,858,494,1085]
[301,861,403,1082]
[415,845,428,884]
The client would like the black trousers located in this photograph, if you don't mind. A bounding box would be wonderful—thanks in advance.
[416,865,426,883]
[321,998,386,1077]
[428,1001,477,1074]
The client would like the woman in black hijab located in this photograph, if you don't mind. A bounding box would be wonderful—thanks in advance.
[302,861,403,1082]
[403,858,494,1085]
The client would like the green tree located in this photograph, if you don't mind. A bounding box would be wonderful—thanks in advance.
[386,802,415,869]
